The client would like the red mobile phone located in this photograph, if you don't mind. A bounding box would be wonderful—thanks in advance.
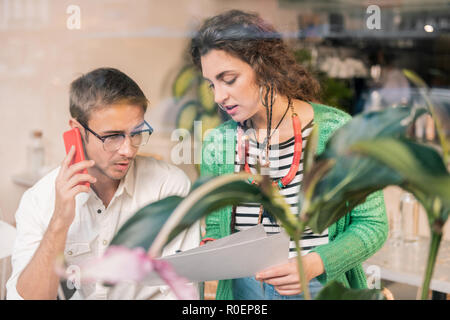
[63,127,90,187]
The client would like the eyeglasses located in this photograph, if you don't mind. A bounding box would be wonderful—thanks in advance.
[79,120,154,152]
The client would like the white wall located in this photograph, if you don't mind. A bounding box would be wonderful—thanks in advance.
[0,0,300,225]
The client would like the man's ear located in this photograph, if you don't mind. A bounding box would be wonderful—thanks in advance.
[68,118,78,129]
[68,118,88,142]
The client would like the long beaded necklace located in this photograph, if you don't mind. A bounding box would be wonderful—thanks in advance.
[232,98,303,229]
[248,102,290,168]
[238,97,303,189]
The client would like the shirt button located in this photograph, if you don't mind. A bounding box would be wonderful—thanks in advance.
[67,250,73,255]
[97,209,102,214]
[103,240,108,246]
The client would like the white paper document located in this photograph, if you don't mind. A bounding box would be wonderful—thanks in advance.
[142,225,290,286]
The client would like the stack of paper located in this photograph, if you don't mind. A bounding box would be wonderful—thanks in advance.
[143,225,290,285]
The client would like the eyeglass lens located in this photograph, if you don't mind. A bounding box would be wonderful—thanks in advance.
[103,131,151,151]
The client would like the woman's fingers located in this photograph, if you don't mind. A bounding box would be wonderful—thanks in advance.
[261,274,298,286]
[275,288,302,296]
[274,283,301,291]
[255,262,291,281]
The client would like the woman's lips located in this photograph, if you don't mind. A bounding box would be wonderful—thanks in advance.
[224,105,238,115]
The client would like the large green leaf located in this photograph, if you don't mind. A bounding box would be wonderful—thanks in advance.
[352,136,450,300]
[109,196,183,250]
[319,106,426,159]
[315,281,385,300]
[304,107,426,234]
[352,138,450,223]
[403,69,449,163]
[302,124,319,178]
[307,188,379,235]
[109,174,294,253]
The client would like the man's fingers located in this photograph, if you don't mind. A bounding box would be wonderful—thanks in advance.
[67,173,97,189]
[65,160,95,179]
[62,145,76,169]
[69,184,91,198]
[57,146,75,180]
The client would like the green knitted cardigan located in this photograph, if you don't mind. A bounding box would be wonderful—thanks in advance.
[200,103,388,300]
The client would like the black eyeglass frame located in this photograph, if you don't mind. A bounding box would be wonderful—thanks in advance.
[78,120,154,151]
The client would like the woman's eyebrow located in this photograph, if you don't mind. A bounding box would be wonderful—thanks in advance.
[203,70,235,82]
[216,70,235,80]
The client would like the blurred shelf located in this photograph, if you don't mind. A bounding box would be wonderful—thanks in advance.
[363,237,450,294]
[11,173,40,188]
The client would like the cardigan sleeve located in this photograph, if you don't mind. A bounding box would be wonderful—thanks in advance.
[312,190,388,283]
[199,174,222,240]
[199,128,224,241]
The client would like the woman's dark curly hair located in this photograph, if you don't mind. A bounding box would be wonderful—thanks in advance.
[190,10,320,103]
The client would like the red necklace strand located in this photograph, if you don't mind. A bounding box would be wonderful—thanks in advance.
[238,106,303,190]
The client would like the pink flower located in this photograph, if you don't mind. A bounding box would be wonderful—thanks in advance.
[56,245,198,300]
[153,259,199,300]
[75,246,153,284]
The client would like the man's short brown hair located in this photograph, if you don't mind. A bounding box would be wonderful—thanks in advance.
[69,67,148,125]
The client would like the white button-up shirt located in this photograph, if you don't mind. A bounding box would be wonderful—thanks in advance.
[7,156,200,300]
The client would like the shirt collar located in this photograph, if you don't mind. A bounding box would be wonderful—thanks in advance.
[119,159,136,198]
[76,190,91,206]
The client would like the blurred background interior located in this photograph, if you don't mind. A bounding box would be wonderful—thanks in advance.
[0,0,449,300]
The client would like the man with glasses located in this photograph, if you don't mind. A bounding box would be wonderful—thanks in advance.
[7,68,199,299]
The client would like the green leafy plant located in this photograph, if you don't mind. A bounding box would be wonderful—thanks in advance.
[350,70,449,299]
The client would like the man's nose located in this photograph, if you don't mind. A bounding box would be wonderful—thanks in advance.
[117,135,136,157]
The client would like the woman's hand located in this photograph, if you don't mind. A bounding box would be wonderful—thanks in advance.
[254,252,325,296]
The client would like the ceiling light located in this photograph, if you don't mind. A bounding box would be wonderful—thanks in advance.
[424,25,434,33]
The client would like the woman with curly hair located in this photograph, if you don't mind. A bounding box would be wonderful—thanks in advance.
[191,10,388,300]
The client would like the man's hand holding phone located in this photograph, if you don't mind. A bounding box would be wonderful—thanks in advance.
[16,134,97,299]
[50,130,97,232]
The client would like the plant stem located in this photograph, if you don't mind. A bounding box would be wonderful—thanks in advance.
[420,231,442,300]
[294,223,311,300]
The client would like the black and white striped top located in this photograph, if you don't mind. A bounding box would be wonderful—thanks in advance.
[234,120,328,257]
